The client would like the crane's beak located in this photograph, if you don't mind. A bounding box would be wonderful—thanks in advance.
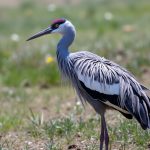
[27,27,52,41]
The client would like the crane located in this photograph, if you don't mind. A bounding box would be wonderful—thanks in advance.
[27,18,150,150]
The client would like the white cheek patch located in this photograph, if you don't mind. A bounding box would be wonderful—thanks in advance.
[51,28,60,33]
[77,71,120,95]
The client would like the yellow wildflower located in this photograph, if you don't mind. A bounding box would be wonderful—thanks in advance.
[45,55,54,64]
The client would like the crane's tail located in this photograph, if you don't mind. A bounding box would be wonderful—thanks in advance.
[141,84,150,125]
[125,95,150,130]
[148,96,150,129]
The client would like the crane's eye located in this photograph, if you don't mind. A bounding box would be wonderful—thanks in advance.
[54,24,59,28]
[51,23,60,30]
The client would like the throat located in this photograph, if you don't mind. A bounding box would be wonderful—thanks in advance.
[56,35,71,75]
[57,47,69,59]
[57,29,75,59]
[56,28,75,77]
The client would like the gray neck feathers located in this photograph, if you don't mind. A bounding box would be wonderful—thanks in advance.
[56,25,76,78]
[57,27,76,58]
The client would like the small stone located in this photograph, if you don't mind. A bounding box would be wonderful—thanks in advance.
[122,24,135,32]
[68,144,78,149]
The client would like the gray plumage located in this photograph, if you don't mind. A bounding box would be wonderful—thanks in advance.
[27,18,150,150]
[69,51,150,128]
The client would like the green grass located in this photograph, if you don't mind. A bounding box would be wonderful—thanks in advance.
[0,0,150,149]
[0,86,150,149]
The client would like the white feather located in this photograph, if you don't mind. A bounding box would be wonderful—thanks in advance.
[77,71,120,95]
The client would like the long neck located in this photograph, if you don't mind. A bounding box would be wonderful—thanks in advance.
[57,29,75,58]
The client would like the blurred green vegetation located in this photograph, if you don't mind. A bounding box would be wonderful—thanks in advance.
[0,0,150,86]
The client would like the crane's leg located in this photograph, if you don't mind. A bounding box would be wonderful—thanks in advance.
[100,115,109,150]
[100,115,105,150]
[104,118,109,150]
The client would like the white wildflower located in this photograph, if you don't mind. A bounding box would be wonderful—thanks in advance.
[104,12,113,21]
[76,101,81,106]
[48,4,56,12]
[25,141,32,145]
[11,33,20,42]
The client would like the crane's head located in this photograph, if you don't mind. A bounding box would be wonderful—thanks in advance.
[27,18,75,41]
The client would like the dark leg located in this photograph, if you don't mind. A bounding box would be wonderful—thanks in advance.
[104,121,109,150]
[100,115,109,150]
[100,116,105,150]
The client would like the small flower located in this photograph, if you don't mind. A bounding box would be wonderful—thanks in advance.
[48,4,56,12]
[104,12,113,21]
[76,101,81,106]
[25,141,32,145]
[45,55,54,64]
[11,33,20,42]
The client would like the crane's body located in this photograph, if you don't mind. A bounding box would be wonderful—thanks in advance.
[27,18,150,150]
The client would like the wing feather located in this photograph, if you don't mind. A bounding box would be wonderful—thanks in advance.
[69,51,150,129]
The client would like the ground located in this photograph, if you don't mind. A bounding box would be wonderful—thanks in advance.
[0,86,149,150]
